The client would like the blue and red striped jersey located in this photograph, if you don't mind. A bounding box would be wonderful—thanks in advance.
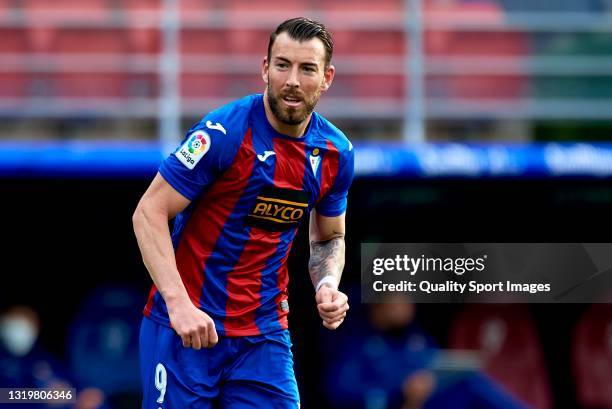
[144,94,354,336]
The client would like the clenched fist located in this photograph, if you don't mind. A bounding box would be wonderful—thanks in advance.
[315,286,349,330]
[167,298,219,349]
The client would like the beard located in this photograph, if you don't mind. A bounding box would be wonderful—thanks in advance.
[267,81,319,126]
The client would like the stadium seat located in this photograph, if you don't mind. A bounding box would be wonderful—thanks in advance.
[124,0,161,12]
[51,73,128,98]
[119,0,162,54]
[423,0,531,100]
[53,28,130,54]
[184,28,268,57]
[181,28,228,54]
[427,74,528,100]
[128,28,161,54]
[449,305,553,409]
[341,74,403,99]
[425,28,530,62]
[27,26,55,53]
[0,28,28,53]
[0,73,28,98]
[23,1,123,53]
[0,0,14,18]
[225,0,310,13]
[572,304,612,409]
[181,0,216,11]
[0,28,30,66]
[127,73,158,98]
[333,30,404,56]
[182,73,260,99]
[225,29,270,55]
[67,285,144,397]
[182,73,227,99]
[317,0,403,12]
[23,0,110,23]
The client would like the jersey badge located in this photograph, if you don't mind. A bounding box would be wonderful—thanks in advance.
[175,130,211,170]
[309,148,321,174]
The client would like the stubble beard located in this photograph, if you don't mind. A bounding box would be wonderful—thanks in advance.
[267,81,319,126]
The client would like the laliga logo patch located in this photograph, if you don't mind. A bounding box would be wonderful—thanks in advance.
[188,132,208,154]
[176,130,211,170]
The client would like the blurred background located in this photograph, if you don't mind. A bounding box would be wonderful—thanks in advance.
[1,0,612,408]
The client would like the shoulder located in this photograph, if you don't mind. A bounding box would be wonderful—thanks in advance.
[189,94,259,142]
[315,113,353,157]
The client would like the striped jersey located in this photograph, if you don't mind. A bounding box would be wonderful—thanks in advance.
[143,94,354,336]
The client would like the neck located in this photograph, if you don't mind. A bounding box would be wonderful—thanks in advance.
[263,90,311,138]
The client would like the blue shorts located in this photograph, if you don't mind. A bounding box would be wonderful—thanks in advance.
[139,317,300,409]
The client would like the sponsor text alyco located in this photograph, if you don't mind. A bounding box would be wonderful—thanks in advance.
[371,255,551,294]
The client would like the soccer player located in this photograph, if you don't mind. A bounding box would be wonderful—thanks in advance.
[132,17,354,409]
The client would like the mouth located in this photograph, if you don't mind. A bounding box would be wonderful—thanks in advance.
[281,95,303,108]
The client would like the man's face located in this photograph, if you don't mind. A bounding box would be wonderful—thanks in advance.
[263,32,334,126]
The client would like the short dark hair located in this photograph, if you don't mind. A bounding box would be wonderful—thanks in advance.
[268,17,334,68]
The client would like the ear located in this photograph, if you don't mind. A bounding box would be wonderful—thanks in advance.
[262,56,269,84]
[321,64,335,92]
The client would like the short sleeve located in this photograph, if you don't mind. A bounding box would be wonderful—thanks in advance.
[159,119,238,201]
[316,146,355,217]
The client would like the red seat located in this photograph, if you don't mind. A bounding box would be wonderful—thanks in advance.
[0,73,28,98]
[224,0,309,13]
[333,30,404,56]
[181,28,229,55]
[127,28,161,55]
[125,0,161,12]
[336,74,403,99]
[181,0,216,11]
[120,0,161,54]
[225,29,269,55]
[423,0,530,100]
[23,0,110,23]
[573,304,612,409]
[53,28,130,54]
[23,1,117,53]
[50,73,128,98]
[426,74,528,100]
[449,305,553,409]
[46,73,156,98]
[181,73,261,99]
[0,0,14,18]
[0,28,29,53]
[318,0,402,12]
[126,73,158,98]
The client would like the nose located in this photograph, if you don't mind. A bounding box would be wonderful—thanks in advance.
[285,66,300,88]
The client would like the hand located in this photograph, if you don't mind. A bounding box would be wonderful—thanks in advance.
[315,285,349,330]
[401,370,435,409]
[167,298,219,349]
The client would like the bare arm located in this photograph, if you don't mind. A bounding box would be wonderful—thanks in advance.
[132,172,218,348]
[309,210,349,330]
[133,173,190,304]
[308,210,346,290]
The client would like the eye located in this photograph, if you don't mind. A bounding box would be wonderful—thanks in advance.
[276,62,288,69]
[303,66,316,73]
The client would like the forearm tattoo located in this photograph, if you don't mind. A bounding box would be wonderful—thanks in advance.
[309,236,346,287]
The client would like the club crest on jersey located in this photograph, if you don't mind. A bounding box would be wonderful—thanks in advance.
[176,130,211,170]
[247,186,309,232]
[309,148,321,174]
